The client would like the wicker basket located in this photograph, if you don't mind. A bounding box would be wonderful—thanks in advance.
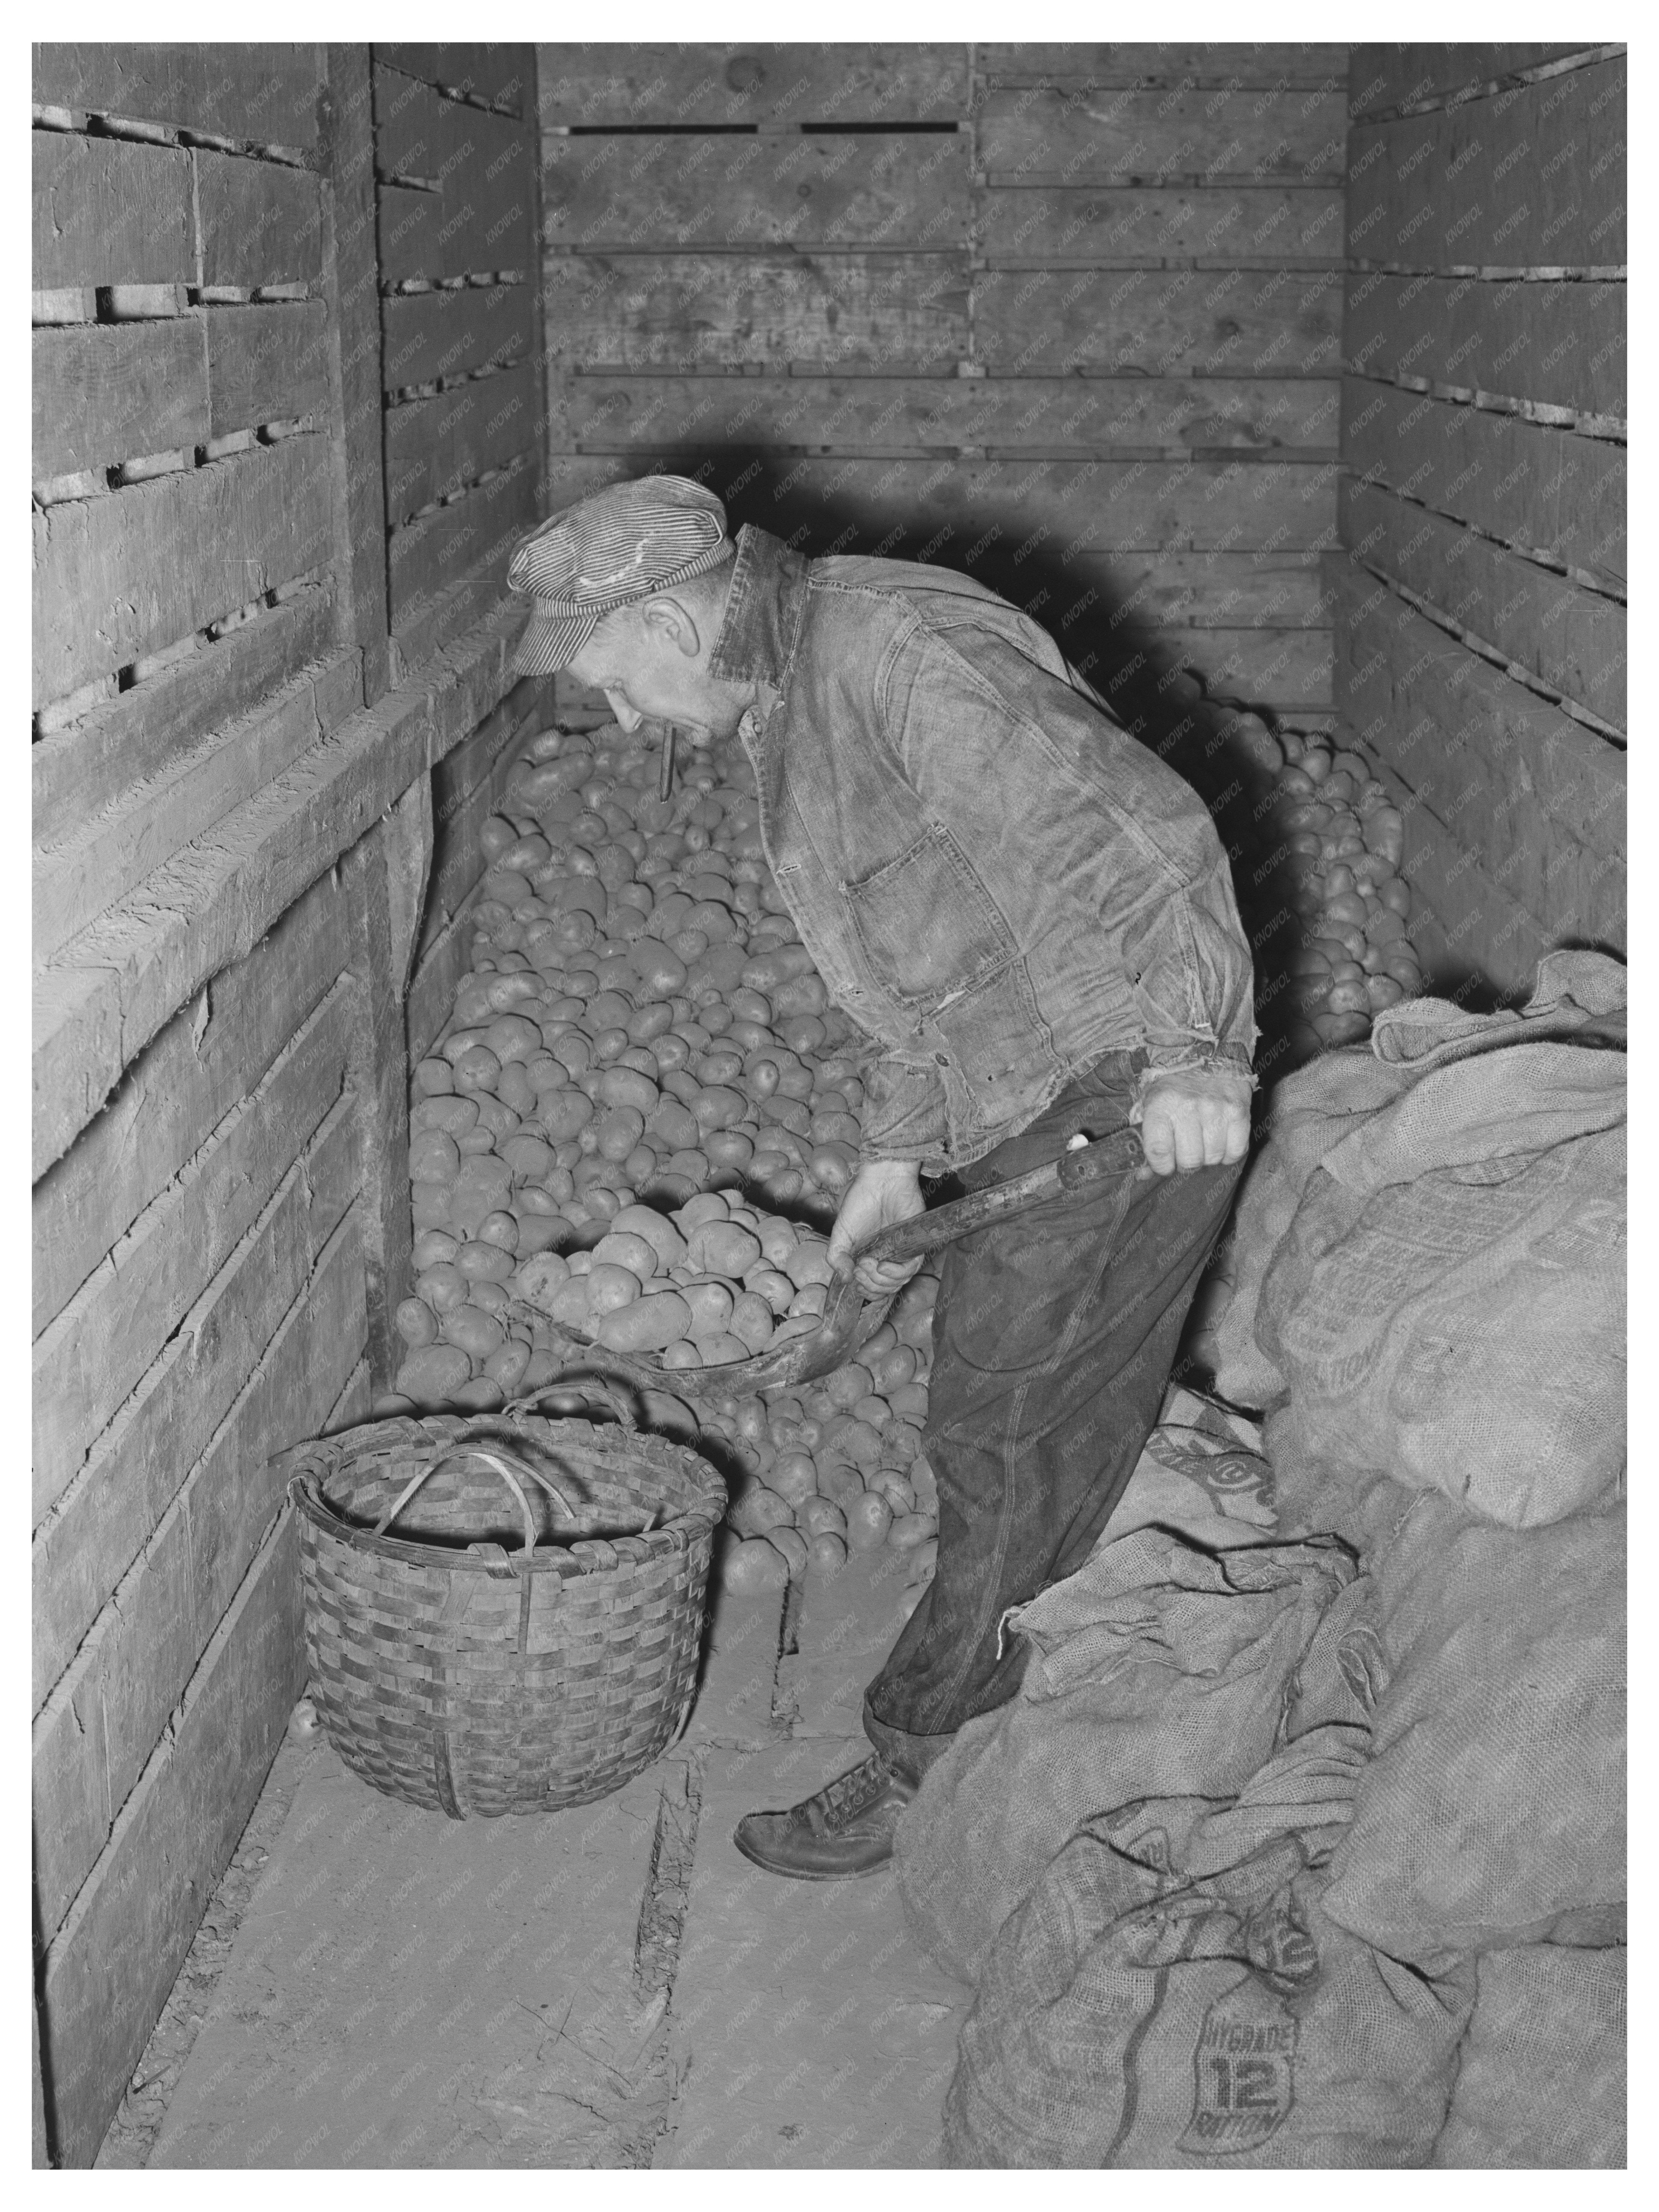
[288,1379,726,1818]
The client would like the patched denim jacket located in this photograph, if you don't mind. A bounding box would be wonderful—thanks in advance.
[709,525,1257,1173]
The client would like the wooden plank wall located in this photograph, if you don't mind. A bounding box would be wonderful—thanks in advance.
[536,42,1348,741]
[31,41,543,2166]
[373,44,546,672]
[1330,43,1626,997]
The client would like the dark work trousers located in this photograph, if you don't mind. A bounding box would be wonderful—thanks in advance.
[862,1049,1245,1787]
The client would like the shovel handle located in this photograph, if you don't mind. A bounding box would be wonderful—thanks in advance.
[849,1125,1144,1272]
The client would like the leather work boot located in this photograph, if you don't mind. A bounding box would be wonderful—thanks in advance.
[732,1753,916,1879]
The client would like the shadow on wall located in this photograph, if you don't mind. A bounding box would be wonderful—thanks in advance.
[653,446,1310,1066]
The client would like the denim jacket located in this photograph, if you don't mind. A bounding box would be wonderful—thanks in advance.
[709,525,1257,1173]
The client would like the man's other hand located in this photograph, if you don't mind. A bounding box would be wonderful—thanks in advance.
[827,1160,927,1297]
[1134,1069,1252,1177]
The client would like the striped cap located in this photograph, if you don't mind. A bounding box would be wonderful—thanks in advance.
[507,476,733,675]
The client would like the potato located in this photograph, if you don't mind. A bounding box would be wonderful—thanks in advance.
[799,1495,848,1540]
[592,1230,662,1281]
[769,1525,810,1579]
[687,1221,762,1277]
[595,1289,693,1353]
[485,1013,543,1064]
[729,1292,775,1353]
[723,1537,790,1595]
[516,1251,570,1306]
[408,1129,461,1182]
[395,1297,438,1348]
[771,1451,820,1508]
[441,1304,505,1361]
[699,1331,753,1366]
[411,1228,460,1271]
[845,1491,894,1551]
[780,1240,834,1290]
[690,1084,748,1133]
[456,1239,515,1283]
[418,1263,469,1313]
[485,1339,532,1394]
[585,1262,642,1316]
[395,1344,473,1405]
[598,1065,659,1116]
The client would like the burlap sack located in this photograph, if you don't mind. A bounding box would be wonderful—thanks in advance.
[1431,1944,1626,2168]
[1322,1497,1626,1969]
[943,1800,1473,2168]
[1211,951,1626,1505]
[894,1528,1356,1983]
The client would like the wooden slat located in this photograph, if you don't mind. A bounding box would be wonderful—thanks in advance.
[1349,43,1596,119]
[1049,549,1330,631]
[380,276,534,387]
[978,185,1344,266]
[204,300,332,433]
[555,371,1339,456]
[979,44,1348,87]
[375,42,530,115]
[38,1507,306,2168]
[1344,273,1626,423]
[1343,380,1625,591]
[418,687,541,963]
[32,1126,360,1944]
[384,358,538,521]
[977,87,1348,184]
[546,251,969,372]
[31,433,333,708]
[408,890,482,1068]
[33,43,323,150]
[1393,777,1557,997]
[33,605,522,1181]
[1347,55,1625,268]
[1159,626,1333,708]
[31,588,338,849]
[323,44,392,710]
[34,651,362,966]
[33,859,349,1341]
[373,88,532,281]
[340,823,416,1391]
[538,44,968,126]
[543,130,969,250]
[1341,480,1625,728]
[194,149,324,289]
[1332,558,1624,949]
[33,132,192,289]
[387,448,539,626]
[31,981,353,1525]
[32,318,206,480]
[727,455,1338,551]
[974,267,1340,375]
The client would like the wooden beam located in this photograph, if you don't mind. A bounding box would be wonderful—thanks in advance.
[33,132,192,289]
[1349,43,1599,120]
[31,586,338,849]
[32,1136,361,1945]
[977,185,1344,267]
[31,434,334,709]
[977,85,1348,184]
[979,44,1348,89]
[380,276,534,388]
[1343,272,1626,424]
[32,853,349,1337]
[1347,54,1625,269]
[544,251,970,372]
[33,319,207,481]
[322,44,392,707]
[555,371,1340,456]
[32,982,355,1525]
[38,1507,308,2168]
[1343,379,1626,590]
[974,266,1340,375]
[205,300,333,435]
[542,131,970,251]
[33,44,324,152]
[32,603,520,1179]
[340,824,415,1392]
[193,149,325,290]
[537,43,968,126]
[375,43,530,115]
[1341,479,1625,728]
[384,358,538,523]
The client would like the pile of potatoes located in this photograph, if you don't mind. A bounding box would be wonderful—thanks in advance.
[382,713,941,1591]
[1268,731,1423,1052]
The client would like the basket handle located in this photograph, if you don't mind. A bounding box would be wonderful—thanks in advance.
[507,1370,640,1433]
[370,1444,580,1558]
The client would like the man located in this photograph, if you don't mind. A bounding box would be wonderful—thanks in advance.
[508,476,1255,1879]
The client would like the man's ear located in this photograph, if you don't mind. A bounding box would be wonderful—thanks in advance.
[638,594,701,659]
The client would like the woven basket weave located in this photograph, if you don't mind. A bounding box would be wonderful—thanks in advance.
[289,1380,726,1818]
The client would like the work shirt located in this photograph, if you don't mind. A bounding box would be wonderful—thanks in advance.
[708,524,1257,1174]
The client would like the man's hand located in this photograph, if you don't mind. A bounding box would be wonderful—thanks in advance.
[1134,1069,1252,1177]
[827,1160,927,1296]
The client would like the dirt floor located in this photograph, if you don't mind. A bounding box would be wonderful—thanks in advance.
[96,1542,970,2169]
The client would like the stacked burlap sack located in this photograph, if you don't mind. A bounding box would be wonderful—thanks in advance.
[897,953,1625,2167]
